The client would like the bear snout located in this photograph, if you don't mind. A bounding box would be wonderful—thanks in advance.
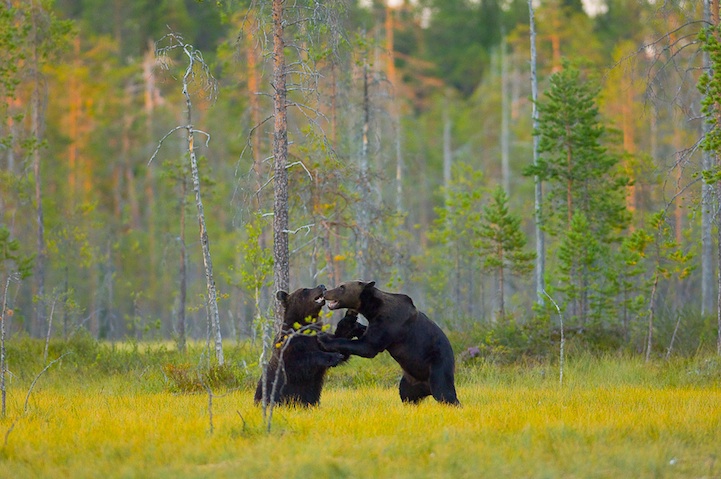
[313,285,327,304]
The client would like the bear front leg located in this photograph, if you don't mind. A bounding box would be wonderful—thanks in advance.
[317,335,383,358]
[334,310,366,339]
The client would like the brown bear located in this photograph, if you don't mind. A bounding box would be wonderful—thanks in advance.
[318,281,460,405]
[254,285,360,407]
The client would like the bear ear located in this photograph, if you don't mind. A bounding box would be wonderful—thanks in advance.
[276,290,289,305]
[362,281,376,290]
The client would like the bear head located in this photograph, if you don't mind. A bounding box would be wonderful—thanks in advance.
[323,281,376,311]
[276,285,327,328]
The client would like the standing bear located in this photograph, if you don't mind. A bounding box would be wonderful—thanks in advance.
[318,281,460,405]
[255,285,348,406]
[254,285,347,407]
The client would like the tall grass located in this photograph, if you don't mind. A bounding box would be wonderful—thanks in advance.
[1,340,720,478]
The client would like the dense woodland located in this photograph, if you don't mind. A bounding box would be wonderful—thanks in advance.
[1,0,720,360]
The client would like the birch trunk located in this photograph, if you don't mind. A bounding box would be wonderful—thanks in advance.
[174,40,224,365]
[702,0,717,318]
[358,60,371,280]
[528,0,545,304]
[501,35,510,194]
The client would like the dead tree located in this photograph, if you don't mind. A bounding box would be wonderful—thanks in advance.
[152,32,224,365]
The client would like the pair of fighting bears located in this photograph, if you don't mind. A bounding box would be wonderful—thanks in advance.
[254,281,459,407]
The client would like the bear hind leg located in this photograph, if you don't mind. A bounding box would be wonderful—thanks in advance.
[399,373,431,404]
[429,364,460,405]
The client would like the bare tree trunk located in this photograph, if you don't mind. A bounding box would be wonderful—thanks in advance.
[622,74,636,220]
[443,101,452,204]
[646,271,659,363]
[123,83,141,230]
[31,5,46,338]
[497,263,505,322]
[501,34,510,194]
[703,0,717,318]
[395,120,403,216]
[186,102,223,366]
[272,0,290,324]
[357,60,371,280]
[43,296,57,363]
[718,181,721,355]
[247,14,263,203]
[245,14,271,321]
[156,35,224,364]
[1,275,11,417]
[143,40,158,300]
[528,0,545,304]
[68,36,80,203]
[178,175,187,354]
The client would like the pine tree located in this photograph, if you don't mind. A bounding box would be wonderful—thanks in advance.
[525,61,629,240]
[698,18,721,355]
[525,61,630,329]
[477,185,535,321]
[555,213,602,326]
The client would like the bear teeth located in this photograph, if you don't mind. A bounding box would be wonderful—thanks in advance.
[327,300,339,310]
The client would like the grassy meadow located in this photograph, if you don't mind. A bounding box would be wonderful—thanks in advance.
[1,339,720,478]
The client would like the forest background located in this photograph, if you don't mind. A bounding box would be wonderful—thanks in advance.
[1,0,719,362]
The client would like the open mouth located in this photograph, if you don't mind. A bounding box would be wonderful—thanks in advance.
[326,300,340,310]
[314,295,325,305]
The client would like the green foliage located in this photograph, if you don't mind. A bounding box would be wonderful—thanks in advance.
[645,211,694,282]
[452,315,553,364]
[554,212,604,325]
[0,3,28,99]
[476,185,535,319]
[699,24,721,160]
[0,0,710,359]
[478,185,534,273]
[423,163,485,323]
[526,61,629,240]
[234,213,273,295]
[0,226,35,280]
[613,228,653,336]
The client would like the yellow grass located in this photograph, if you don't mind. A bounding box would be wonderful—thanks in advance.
[1,378,719,479]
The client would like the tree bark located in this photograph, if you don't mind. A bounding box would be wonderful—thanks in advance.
[173,39,224,365]
[188,126,224,365]
[178,174,187,354]
[717,180,721,354]
[501,35,510,194]
[646,270,659,363]
[443,101,452,205]
[31,2,46,337]
[528,0,545,304]
[357,60,371,280]
[1,276,10,417]
[272,0,290,326]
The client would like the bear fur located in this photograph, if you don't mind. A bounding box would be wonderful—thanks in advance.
[254,285,346,407]
[318,281,460,405]
[334,309,367,339]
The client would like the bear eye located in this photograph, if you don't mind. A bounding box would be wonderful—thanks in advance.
[340,285,345,291]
